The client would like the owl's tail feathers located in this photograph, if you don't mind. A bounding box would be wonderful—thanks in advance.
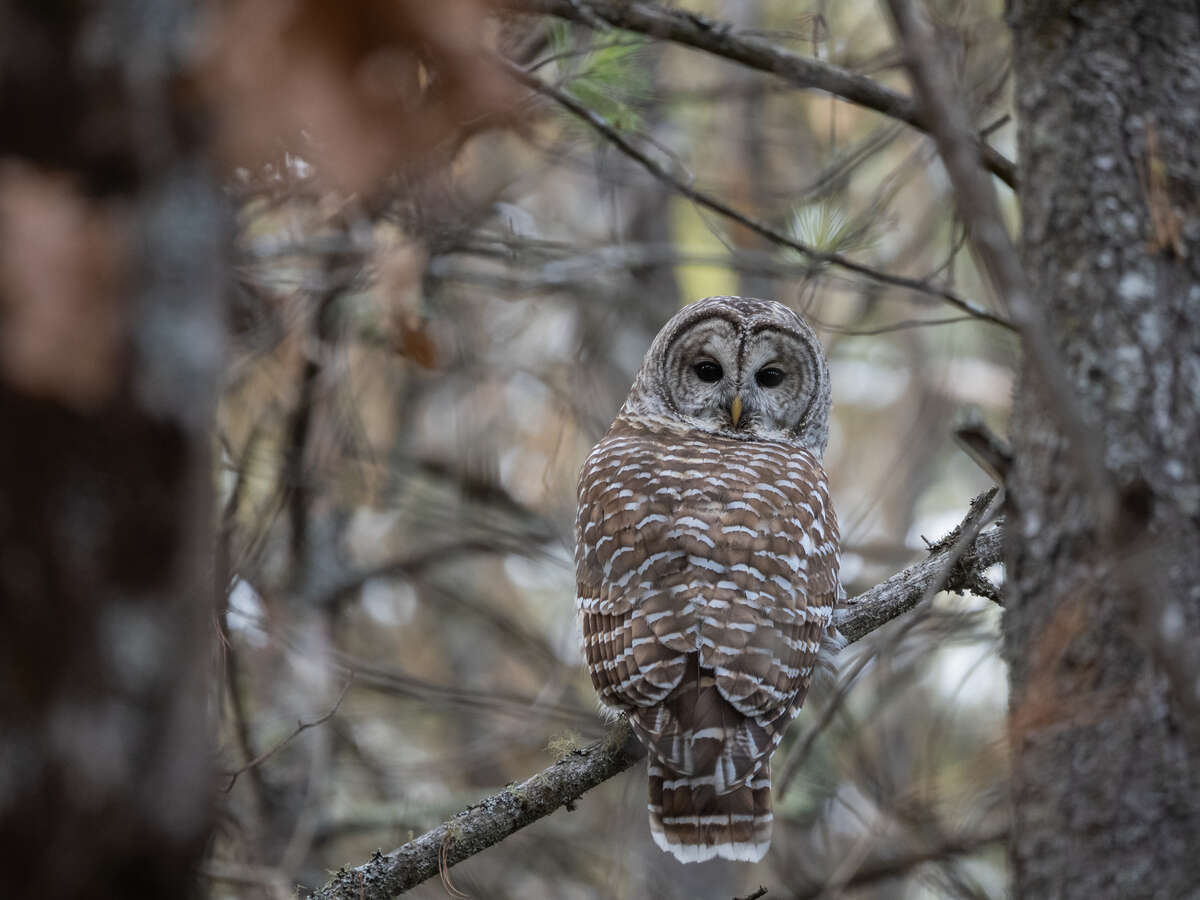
[647,759,772,863]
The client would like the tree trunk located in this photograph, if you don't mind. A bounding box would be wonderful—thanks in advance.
[0,1,224,896]
[1005,3,1200,898]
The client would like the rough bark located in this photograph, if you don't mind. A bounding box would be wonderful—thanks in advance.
[1005,3,1200,898]
[0,1,224,897]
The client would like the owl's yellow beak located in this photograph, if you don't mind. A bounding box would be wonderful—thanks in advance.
[730,394,743,428]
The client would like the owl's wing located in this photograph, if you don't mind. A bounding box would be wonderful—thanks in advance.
[698,450,840,726]
[628,448,840,790]
[576,434,698,709]
[576,434,839,736]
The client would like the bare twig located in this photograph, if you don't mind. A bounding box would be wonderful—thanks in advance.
[817,315,979,336]
[835,495,1003,644]
[235,619,595,727]
[433,238,962,297]
[315,540,515,609]
[502,58,1011,328]
[734,888,768,900]
[509,0,1016,188]
[224,679,353,792]
[201,859,292,897]
[282,242,358,586]
[307,508,1004,899]
[324,648,596,727]
[789,825,1008,899]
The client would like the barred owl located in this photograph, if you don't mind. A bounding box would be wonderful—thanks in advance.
[575,296,841,863]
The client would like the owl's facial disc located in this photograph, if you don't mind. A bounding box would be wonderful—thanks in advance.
[737,327,819,440]
[661,316,739,432]
[629,297,830,454]
[661,315,822,440]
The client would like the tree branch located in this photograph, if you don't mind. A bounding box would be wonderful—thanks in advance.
[307,512,1004,899]
[309,722,646,899]
[836,504,1004,644]
[789,825,1008,899]
[223,679,353,792]
[501,58,1012,329]
[509,0,1016,188]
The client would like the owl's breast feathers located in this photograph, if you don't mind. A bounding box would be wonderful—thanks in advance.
[576,419,839,709]
[575,419,840,860]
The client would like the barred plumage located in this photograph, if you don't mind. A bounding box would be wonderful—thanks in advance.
[575,297,841,863]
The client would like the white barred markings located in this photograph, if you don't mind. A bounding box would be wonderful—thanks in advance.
[576,419,840,862]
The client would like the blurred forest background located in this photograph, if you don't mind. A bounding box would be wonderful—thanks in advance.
[2,1,1197,899]
[216,2,1012,897]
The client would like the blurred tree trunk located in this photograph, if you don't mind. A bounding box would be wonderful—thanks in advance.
[0,1,224,897]
[1005,3,1200,898]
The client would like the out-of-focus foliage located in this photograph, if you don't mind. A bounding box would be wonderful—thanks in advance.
[548,21,652,133]
[210,1,1015,897]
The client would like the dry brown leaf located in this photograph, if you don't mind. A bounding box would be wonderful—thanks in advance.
[372,231,438,367]
[396,320,438,368]
[200,0,514,193]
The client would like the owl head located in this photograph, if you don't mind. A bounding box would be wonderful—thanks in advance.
[620,296,833,454]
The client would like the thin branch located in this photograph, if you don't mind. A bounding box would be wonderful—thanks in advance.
[501,58,1012,329]
[324,648,596,727]
[308,722,646,899]
[201,860,291,895]
[224,679,353,792]
[835,498,1004,644]
[229,619,598,726]
[216,426,272,810]
[814,314,978,336]
[432,239,945,292]
[282,244,357,587]
[509,0,1016,188]
[789,825,1008,900]
[314,539,514,609]
[307,509,1005,899]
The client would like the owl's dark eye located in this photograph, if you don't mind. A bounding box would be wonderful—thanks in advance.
[756,366,785,388]
[693,360,723,383]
